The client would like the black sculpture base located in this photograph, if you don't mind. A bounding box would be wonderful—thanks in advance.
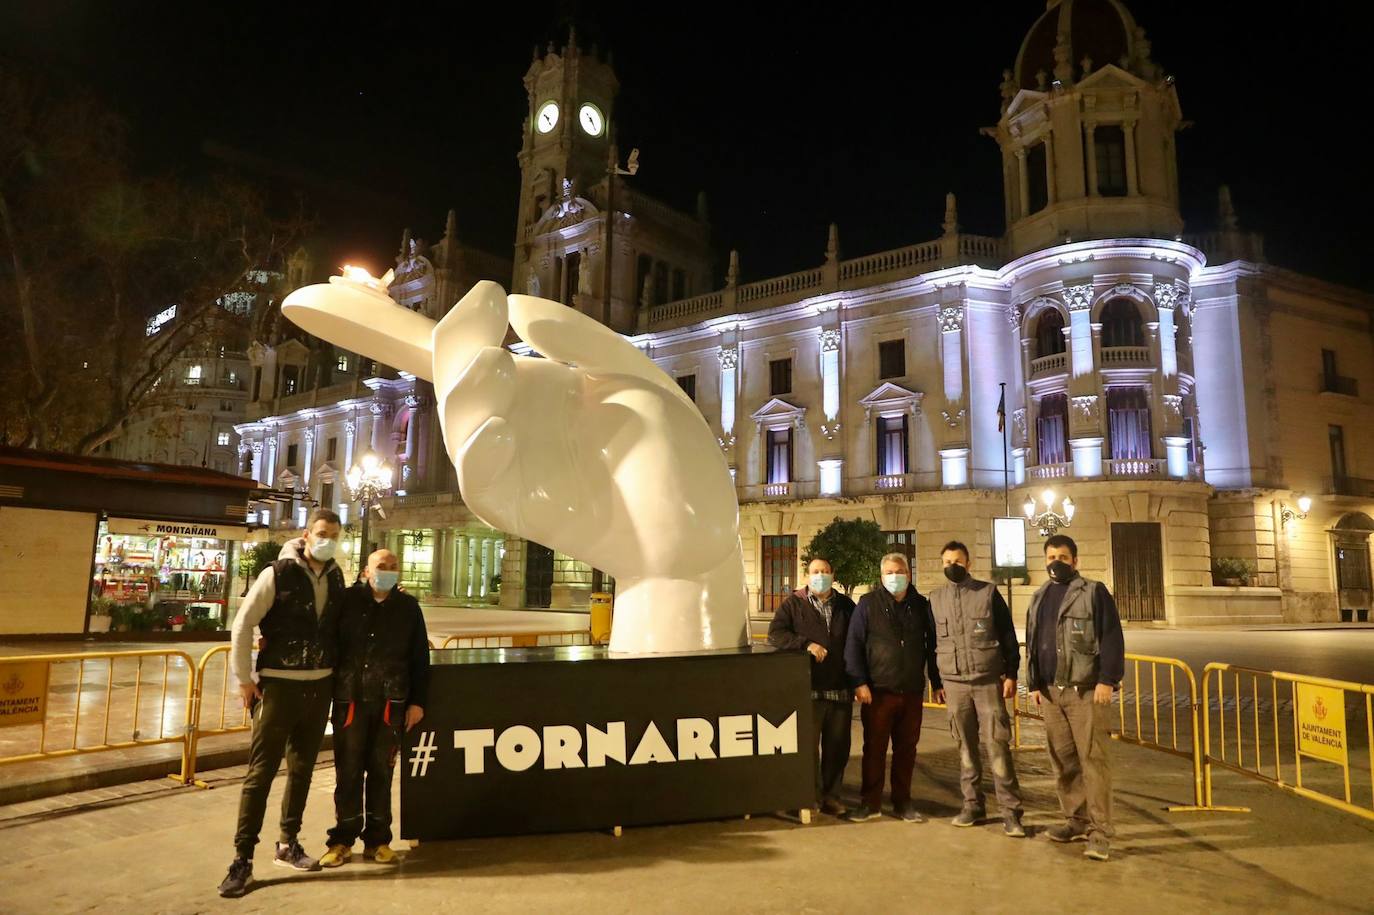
[400,644,815,840]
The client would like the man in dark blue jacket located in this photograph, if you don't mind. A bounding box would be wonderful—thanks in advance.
[844,551,941,823]
[319,549,430,867]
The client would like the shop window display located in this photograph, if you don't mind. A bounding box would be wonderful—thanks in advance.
[92,522,236,631]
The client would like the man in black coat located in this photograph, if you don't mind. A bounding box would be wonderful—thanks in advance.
[768,556,855,815]
[319,549,430,867]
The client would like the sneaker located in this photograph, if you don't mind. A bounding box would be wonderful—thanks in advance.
[365,844,398,864]
[1003,811,1026,838]
[820,798,847,816]
[1046,822,1089,843]
[319,845,352,868]
[950,806,985,828]
[273,841,321,871]
[217,857,253,898]
[894,802,927,823]
[1084,833,1111,861]
[844,804,881,823]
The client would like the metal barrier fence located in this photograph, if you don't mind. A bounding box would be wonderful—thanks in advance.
[178,645,252,787]
[0,649,196,775]
[439,630,593,649]
[1197,663,1374,822]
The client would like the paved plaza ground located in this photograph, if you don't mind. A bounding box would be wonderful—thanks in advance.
[0,708,1370,914]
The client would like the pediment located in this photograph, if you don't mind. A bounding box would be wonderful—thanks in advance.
[533,196,601,234]
[859,383,923,422]
[1076,63,1148,92]
[750,397,806,430]
[1006,88,1048,118]
[277,338,311,363]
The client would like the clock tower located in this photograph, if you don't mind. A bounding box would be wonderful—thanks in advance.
[513,30,617,286]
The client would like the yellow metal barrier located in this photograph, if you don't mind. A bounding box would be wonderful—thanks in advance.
[1195,663,1374,822]
[1116,654,1204,807]
[0,649,196,772]
[178,645,252,787]
[440,630,593,649]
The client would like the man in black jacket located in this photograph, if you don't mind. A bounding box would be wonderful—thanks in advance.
[844,552,941,823]
[768,556,856,815]
[319,549,430,867]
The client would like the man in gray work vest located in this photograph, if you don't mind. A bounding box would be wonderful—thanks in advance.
[929,540,1024,837]
[1026,534,1125,862]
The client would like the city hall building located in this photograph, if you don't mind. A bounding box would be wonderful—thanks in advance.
[236,0,1374,627]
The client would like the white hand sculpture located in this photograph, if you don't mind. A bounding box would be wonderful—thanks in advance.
[281,274,750,654]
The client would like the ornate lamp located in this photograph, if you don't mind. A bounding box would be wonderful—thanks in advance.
[1024,488,1075,537]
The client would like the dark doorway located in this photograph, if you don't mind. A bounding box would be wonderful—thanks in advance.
[760,535,798,615]
[525,541,554,609]
[1111,522,1165,621]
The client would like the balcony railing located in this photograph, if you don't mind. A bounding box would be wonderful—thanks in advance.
[764,482,792,498]
[874,473,911,492]
[1108,458,1166,478]
[1100,346,1152,367]
[1321,373,1359,397]
[1029,463,1072,480]
[1030,352,1068,378]
[1332,476,1374,498]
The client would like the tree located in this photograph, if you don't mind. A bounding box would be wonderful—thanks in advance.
[802,516,889,595]
[0,60,305,454]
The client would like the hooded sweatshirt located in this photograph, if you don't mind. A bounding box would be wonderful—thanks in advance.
[230,538,339,686]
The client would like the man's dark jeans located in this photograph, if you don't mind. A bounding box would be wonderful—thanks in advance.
[814,698,853,803]
[326,700,404,848]
[233,677,333,857]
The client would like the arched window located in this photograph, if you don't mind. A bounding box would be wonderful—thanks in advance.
[1101,299,1143,348]
[1034,310,1066,359]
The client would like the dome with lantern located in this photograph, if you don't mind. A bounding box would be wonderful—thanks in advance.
[1013,0,1156,90]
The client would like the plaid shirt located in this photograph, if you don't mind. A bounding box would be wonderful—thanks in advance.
[807,590,850,702]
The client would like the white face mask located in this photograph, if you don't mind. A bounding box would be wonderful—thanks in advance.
[809,573,833,594]
[308,537,337,562]
[372,570,399,592]
[882,573,909,596]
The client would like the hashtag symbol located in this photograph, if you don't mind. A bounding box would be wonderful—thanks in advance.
[409,731,438,777]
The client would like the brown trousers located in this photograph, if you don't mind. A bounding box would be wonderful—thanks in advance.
[859,689,924,809]
[945,679,1022,812]
[1042,685,1114,838]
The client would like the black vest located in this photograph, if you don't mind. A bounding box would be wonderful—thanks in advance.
[255,557,345,673]
[334,584,424,703]
[859,588,932,694]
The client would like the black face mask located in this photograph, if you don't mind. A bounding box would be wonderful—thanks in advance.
[943,564,969,584]
[1047,560,1076,584]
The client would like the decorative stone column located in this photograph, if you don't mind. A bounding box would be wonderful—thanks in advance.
[937,302,969,487]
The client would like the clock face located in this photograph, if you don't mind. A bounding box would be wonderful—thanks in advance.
[578,103,605,137]
[535,101,560,134]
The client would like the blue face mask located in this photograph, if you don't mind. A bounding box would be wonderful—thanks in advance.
[809,573,833,594]
[372,570,399,593]
[882,573,909,595]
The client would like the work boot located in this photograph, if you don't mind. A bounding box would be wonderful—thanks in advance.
[1046,822,1089,843]
[273,841,321,871]
[365,844,399,864]
[950,806,985,827]
[217,857,253,898]
[894,801,927,823]
[844,804,881,823]
[1084,833,1111,861]
[1003,811,1026,838]
[319,845,352,868]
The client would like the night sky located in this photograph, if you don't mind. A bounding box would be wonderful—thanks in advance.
[4,1,1370,291]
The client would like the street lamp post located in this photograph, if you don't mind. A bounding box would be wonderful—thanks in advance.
[346,452,393,562]
[1024,488,1076,537]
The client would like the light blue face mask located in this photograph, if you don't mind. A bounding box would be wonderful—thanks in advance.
[882,573,909,595]
[372,570,399,592]
[809,573,834,594]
